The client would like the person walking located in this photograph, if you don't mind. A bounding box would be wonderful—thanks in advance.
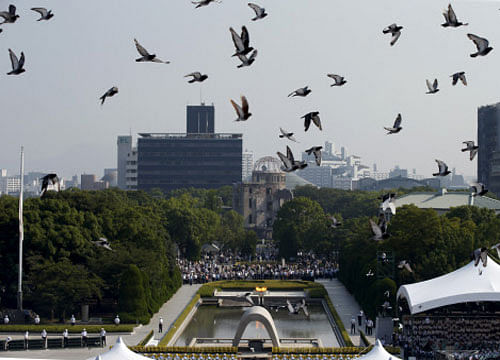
[100,328,106,346]
[24,331,29,349]
[81,328,88,347]
[159,317,163,333]
[350,316,356,335]
[41,329,47,349]
[63,329,69,348]
[70,314,76,326]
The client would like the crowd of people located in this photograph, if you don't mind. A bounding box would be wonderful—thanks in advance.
[401,316,500,359]
[178,252,339,284]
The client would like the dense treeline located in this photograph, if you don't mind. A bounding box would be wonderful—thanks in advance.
[275,186,500,318]
[0,187,255,323]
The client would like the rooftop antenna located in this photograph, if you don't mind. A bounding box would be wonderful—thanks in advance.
[17,146,24,311]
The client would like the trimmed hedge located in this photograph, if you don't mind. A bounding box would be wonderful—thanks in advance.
[324,296,354,347]
[158,294,200,346]
[139,329,154,346]
[272,347,361,354]
[133,346,237,353]
[0,324,134,333]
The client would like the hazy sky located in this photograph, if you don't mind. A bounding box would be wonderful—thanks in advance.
[0,0,499,179]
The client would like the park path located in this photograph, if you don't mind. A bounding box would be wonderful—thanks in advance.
[0,284,201,360]
[318,279,376,346]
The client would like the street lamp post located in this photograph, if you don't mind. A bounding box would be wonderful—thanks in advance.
[17,146,24,311]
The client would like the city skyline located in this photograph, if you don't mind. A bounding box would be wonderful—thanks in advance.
[0,0,496,180]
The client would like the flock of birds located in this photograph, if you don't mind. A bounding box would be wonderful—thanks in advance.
[239,292,310,317]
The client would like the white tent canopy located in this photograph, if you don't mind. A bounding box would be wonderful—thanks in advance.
[86,337,148,360]
[397,256,500,315]
[357,339,401,360]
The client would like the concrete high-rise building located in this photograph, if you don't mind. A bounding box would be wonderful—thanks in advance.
[242,150,254,181]
[126,147,138,190]
[389,165,408,178]
[81,174,97,190]
[186,104,214,134]
[117,135,132,190]
[478,102,500,196]
[103,168,118,187]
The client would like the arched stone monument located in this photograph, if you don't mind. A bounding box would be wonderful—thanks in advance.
[232,306,281,347]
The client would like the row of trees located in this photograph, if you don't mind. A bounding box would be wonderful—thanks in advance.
[274,185,500,318]
[0,187,255,322]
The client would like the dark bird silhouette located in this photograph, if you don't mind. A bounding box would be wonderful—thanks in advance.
[327,74,347,87]
[230,96,251,121]
[7,49,25,75]
[237,50,257,68]
[100,87,118,105]
[462,141,478,160]
[134,39,169,63]
[40,174,60,197]
[305,146,322,166]
[433,159,451,177]
[451,72,467,86]
[426,79,439,94]
[467,34,493,57]
[31,7,54,21]
[0,5,19,24]
[279,128,298,143]
[472,247,488,267]
[185,72,208,83]
[288,86,311,97]
[441,4,468,28]
[302,112,322,132]
[384,114,402,134]
[277,146,307,172]
[248,3,267,21]
[192,0,218,8]
[471,183,488,197]
[230,26,253,57]
[383,23,403,46]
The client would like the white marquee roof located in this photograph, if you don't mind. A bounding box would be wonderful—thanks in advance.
[397,256,500,315]
[86,337,148,360]
[357,339,400,360]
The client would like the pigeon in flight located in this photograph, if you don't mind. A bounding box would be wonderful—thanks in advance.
[192,0,218,8]
[491,243,500,258]
[451,72,467,86]
[287,299,309,317]
[302,112,322,132]
[92,237,113,251]
[40,174,60,198]
[384,290,390,298]
[426,79,439,94]
[384,113,402,134]
[467,34,493,57]
[31,7,54,21]
[134,39,169,63]
[0,5,19,24]
[433,159,451,177]
[237,50,258,68]
[462,141,478,160]
[327,74,347,87]
[441,4,468,28]
[7,49,25,75]
[288,86,311,97]
[248,3,267,21]
[370,217,389,241]
[383,23,403,46]
[305,146,323,166]
[329,215,342,228]
[473,247,488,267]
[185,72,208,83]
[230,96,252,121]
[279,128,298,143]
[380,193,396,215]
[230,26,253,57]
[100,87,118,105]
[471,183,488,197]
[277,146,307,172]
[366,269,374,277]
[398,260,413,273]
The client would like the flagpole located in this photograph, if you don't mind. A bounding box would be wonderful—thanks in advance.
[17,146,24,311]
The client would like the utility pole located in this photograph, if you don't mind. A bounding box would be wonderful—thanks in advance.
[17,146,24,311]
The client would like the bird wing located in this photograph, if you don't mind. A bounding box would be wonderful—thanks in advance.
[468,34,488,52]
[442,11,450,24]
[383,24,396,33]
[248,49,258,61]
[404,263,413,273]
[393,113,402,128]
[18,52,25,69]
[463,140,474,147]
[230,27,244,52]
[248,3,262,16]
[286,299,295,313]
[280,127,288,136]
[435,159,447,173]
[451,73,459,86]
[480,250,488,267]
[9,4,16,15]
[390,31,401,46]
[303,114,311,132]
[230,99,243,118]
[448,4,458,24]
[8,49,18,70]
[433,79,438,90]
[459,73,467,86]
[0,11,9,20]
[277,151,292,169]
[241,26,250,48]
[241,96,249,116]
[31,7,48,17]
[185,72,201,78]
[134,39,150,57]
[286,145,295,162]
[327,74,342,83]
[314,149,322,166]
[370,219,382,239]
[312,115,322,130]
[470,148,478,161]
[426,79,433,92]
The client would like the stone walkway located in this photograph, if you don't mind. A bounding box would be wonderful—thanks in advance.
[318,279,376,346]
[0,284,201,359]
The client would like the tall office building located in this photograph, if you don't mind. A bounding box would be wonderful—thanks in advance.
[186,104,214,134]
[117,135,132,189]
[137,104,242,192]
[478,103,500,196]
[242,150,254,181]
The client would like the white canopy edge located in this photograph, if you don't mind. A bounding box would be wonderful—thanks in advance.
[357,339,401,360]
[86,337,148,360]
[397,256,500,315]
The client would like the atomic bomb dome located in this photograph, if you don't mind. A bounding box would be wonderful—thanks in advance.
[253,156,283,173]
